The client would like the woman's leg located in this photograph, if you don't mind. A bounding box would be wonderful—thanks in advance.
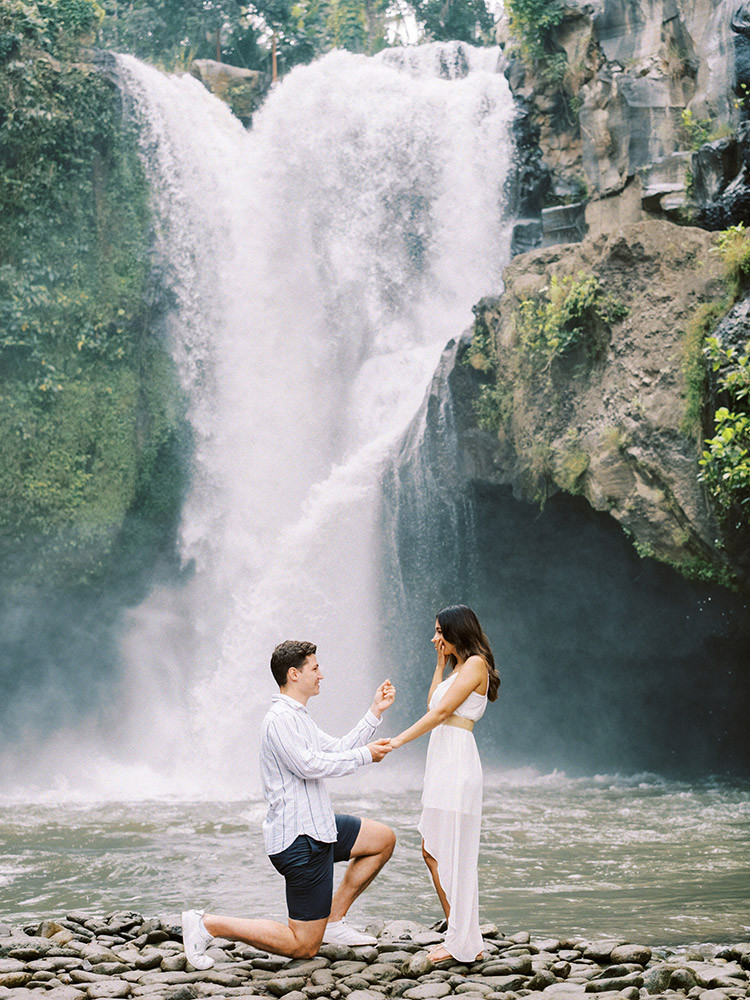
[421,839,450,920]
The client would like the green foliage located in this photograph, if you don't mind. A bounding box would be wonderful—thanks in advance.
[679,109,733,152]
[0,0,187,586]
[699,337,750,515]
[411,0,493,43]
[505,0,567,81]
[462,310,513,434]
[712,222,750,294]
[516,271,627,370]
[681,299,734,433]
[96,0,490,76]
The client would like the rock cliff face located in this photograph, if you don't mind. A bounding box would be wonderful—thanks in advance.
[450,220,744,585]
[501,0,746,245]
[436,0,750,591]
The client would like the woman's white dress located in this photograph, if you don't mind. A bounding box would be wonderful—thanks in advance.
[418,672,488,962]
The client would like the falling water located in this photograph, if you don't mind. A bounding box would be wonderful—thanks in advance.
[24,42,516,798]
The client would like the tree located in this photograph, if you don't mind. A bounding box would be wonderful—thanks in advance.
[411,0,493,43]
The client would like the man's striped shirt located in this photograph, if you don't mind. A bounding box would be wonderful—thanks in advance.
[260,693,380,855]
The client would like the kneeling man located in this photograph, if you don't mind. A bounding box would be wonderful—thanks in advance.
[182,640,395,964]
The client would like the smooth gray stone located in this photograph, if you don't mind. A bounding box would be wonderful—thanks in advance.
[135,952,165,971]
[470,976,527,992]
[581,943,625,963]
[584,975,643,993]
[162,988,198,1000]
[28,957,84,971]
[341,975,371,990]
[642,966,675,994]
[526,970,556,990]
[91,964,132,977]
[317,945,356,963]
[84,980,132,998]
[345,991,383,1000]
[310,970,335,985]
[330,963,368,977]
[252,957,291,971]
[284,959,330,976]
[161,957,188,973]
[45,988,87,1000]
[0,964,25,975]
[686,963,745,987]
[455,983,494,995]
[533,941,562,954]
[361,964,401,983]
[668,969,698,990]
[403,983,452,999]
[481,957,532,976]
[380,923,426,942]
[302,984,330,998]
[70,971,111,983]
[609,946,651,966]
[274,993,307,1000]
[0,975,33,990]
[406,954,433,978]
[266,977,308,996]
[139,972,202,985]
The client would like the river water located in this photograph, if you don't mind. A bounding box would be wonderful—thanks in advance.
[2,768,748,946]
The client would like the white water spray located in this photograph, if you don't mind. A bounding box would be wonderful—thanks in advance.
[14,44,516,799]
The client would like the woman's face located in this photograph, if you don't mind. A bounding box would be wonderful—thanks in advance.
[432,619,457,657]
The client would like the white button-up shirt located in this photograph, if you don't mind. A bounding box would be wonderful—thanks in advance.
[260,693,381,855]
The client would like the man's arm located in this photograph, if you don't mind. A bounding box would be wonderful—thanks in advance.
[267,713,387,779]
[317,678,396,752]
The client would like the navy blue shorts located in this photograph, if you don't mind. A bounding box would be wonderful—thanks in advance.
[269,814,362,921]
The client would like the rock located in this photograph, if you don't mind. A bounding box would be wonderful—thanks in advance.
[669,969,698,990]
[345,991,383,1000]
[609,946,651,966]
[481,958,533,976]
[584,975,643,992]
[642,966,676,994]
[45,988,87,1000]
[319,945,358,963]
[331,962,369,977]
[542,203,587,247]
[454,218,741,585]
[406,954,434,978]
[83,981,131,998]
[267,978,308,995]
[527,970,556,990]
[403,983,452,999]
[0,974,33,989]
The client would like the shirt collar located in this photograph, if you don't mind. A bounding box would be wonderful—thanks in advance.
[272,692,308,712]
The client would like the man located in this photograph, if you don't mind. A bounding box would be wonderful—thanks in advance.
[182,639,396,966]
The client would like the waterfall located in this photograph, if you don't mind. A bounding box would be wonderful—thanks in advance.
[8,44,516,799]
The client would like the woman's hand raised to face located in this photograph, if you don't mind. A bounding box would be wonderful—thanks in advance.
[432,635,447,671]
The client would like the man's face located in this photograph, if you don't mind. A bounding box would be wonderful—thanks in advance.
[294,653,323,699]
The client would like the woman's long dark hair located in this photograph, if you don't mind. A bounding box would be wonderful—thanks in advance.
[437,604,500,702]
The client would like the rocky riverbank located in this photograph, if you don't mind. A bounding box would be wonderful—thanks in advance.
[1,914,748,1000]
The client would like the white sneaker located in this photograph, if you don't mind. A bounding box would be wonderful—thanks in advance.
[322,919,377,946]
[181,909,215,970]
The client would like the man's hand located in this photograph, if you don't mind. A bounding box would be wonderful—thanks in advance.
[370,678,396,718]
[368,738,393,763]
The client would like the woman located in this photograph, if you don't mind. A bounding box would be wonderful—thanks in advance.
[389,605,499,964]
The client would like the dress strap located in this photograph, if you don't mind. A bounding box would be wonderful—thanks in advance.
[442,716,474,732]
